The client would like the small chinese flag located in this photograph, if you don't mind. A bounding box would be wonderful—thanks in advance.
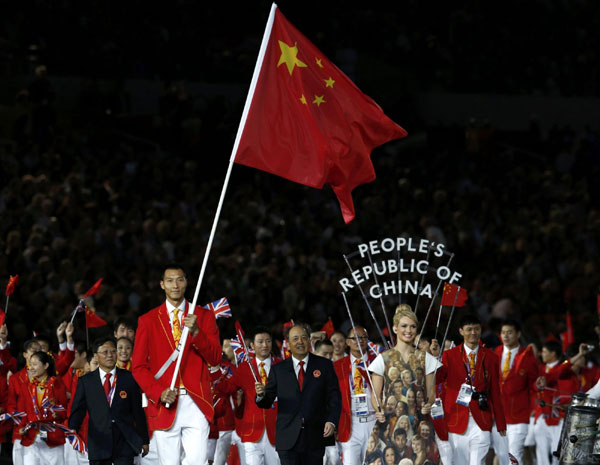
[82,278,103,299]
[5,275,19,297]
[0,308,5,327]
[234,5,407,223]
[441,283,468,307]
[85,307,107,328]
[320,318,335,338]
[560,312,574,353]
[597,295,600,318]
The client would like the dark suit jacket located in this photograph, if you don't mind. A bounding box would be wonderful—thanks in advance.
[69,368,149,461]
[256,353,341,451]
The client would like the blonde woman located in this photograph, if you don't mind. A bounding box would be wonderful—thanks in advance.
[369,305,439,419]
[368,305,442,464]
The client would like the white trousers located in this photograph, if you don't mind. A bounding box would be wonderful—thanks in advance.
[139,435,159,465]
[323,443,341,465]
[491,423,528,465]
[153,393,210,465]
[244,430,280,465]
[13,439,24,465]
[214,430,233,465]
[340,417,376,465]
[232,430,247,465]
[22,436,64,465]
[434,436,453,465]
[64,442,88,465]
[448,416,490,465]
[534,417,562,465]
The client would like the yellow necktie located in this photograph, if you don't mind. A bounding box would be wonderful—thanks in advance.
[502,350,511,380]
[469,352,476,376]
[259,362,268,385]
[172,309,182,346]
[353,359,365,394]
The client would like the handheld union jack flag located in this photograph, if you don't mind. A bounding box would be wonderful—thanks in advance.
[204,298,231,319]
[367,341,384,358]
[67,432,88,454]
[0,411,26,424]
[509,453,519,464]
[41,399,66,414]
[230,337,248,365]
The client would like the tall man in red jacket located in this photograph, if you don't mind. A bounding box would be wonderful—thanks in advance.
[132,264,222,465]
[217,327,280,465]
[436,313,506,465]
[490,320,539,465]
[333,325,376,465]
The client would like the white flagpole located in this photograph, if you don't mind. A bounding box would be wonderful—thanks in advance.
[165,3,279,407]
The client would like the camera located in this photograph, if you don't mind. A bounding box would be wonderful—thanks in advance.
[472,392,489,411]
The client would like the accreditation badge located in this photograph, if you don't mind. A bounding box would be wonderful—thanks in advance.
[457,383,473,406]
[353,394,369,416]
[431,397,444,419]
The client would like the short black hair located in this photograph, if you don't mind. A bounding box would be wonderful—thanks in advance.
[23,338,40,353]
[393,428,407,438]
[162,264,186,279]
[543,340,562,358]
[314,339,333,353]
[458,313,481,328]
[113,317,136,332]
[92,336,117,354]
[501,319,521,332]
[251,326,272,341]
[30,351,56,377]
[117,337,133,347]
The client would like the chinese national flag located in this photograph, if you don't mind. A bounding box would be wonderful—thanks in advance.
[234,5,407,223]
[320,318,335,338]
[560,312,574,353]
[597,295,600,318]
[440,283,468,307]
[85,307,107,328]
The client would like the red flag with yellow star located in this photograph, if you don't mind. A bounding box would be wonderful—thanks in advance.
[85,307,107,329]
[234,5,407,223]
[441,283,468,307]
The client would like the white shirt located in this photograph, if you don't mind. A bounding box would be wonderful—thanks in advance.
[98,366,117,405]
[501,345,518,372]
[292,354,309,379]
[368,351,441,377]
[165,299,186,331]
[256,356,272,377]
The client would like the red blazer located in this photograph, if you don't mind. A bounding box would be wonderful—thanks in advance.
[333,353,375,443]
[218,356,279,444]
[436,344,506,434]
[131,301,221,433]
[494,345,539,424]
[7,374,68,447]
[534,360,578,426]
[54,349,75,377]
[0,347,17,377]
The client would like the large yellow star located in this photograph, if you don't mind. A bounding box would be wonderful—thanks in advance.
[277,40,307,75]
[299,94,307,105]
[324,77,335,88]
[312,95,326,107]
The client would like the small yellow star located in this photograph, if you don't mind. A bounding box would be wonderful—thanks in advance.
[300,94,307,105]
[277,41,307,75]
[324,77,335,88]
[312,95,326,107]
[315,57,324,68]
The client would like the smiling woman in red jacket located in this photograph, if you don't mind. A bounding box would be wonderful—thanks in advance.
[8,351,68,465]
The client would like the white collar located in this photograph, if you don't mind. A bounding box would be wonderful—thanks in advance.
[166,299,187,313]
[292,354,309,368]
[464,343,479,356]
[99,366,117,379]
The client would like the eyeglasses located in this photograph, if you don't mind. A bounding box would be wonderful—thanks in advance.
[97,349,117,356]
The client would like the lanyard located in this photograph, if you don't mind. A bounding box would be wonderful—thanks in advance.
[105,373,117,406]
[30,379,51,418]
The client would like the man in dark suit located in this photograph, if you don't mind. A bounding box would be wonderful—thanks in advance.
[69,336,149,465]
[255,323,341,465]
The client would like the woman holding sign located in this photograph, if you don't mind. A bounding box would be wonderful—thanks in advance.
[368,304,443,464]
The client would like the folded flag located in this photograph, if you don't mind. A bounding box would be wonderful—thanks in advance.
[5,275,18,297]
